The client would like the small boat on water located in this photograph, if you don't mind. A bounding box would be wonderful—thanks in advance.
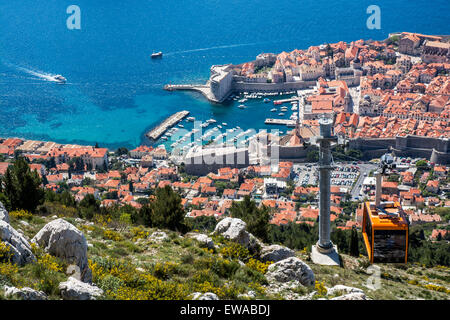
[218,125,222,129]
[53,75,66,84]
[222,122,227,126]
[238,104,246,109]
[178,124,184,128]
[186,117,195,122]
[278,113,285,116]
[151,51,163,58]
[263,98,271,103]
[271,108,277,112]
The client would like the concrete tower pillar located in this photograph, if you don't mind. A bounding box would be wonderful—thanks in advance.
[311,116,340,265]
[317,117,336,252]
[375,171,382,207]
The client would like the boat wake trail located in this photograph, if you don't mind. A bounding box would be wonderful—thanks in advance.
[15,66,59,82]
[164,42,259,56]
[2,61,60,83]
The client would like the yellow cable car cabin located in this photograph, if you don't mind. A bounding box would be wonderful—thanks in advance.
[362,201,409,264]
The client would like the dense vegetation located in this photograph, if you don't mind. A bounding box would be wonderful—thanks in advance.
[230,196,271,242]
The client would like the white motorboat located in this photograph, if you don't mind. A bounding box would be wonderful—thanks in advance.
[53,75,66,84]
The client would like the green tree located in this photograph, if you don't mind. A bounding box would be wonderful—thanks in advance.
[349,227,359,257]
[307,150,319,162]
[230,195,270,242]
[129,181,134,193]
[69,157,84,172]
[0,157,44,212]
[150,186,186,232]
[133,204,152,226]
[416,160,428,170]
[78,194,100,220]
[115,147,128,156]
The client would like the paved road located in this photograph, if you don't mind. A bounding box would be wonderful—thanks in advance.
[350,163,377,200]
[348,87,361,114]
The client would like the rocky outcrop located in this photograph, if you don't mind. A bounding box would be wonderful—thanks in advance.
[32,218,91,283]
[237,290,256,299]
[149,231,169,243]
[331,292,367,300]
[0,220,35,266]
[0,202,9,223]
[327,285,364,296]
[260,244,295,262]
[3,285,47,300]
[186,232,214,249]
[266,257,315,287]
[214,217,261,252]
[58,277,103,300]
[191,292,219,300]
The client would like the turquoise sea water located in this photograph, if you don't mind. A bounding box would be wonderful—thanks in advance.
[0,0,449,149]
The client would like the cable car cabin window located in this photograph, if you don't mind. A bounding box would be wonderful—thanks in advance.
[373,230,406,263]
[365,211,372,246]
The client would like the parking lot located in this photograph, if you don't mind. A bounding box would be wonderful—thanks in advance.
[293,163,318,186]
[331,165,359,187]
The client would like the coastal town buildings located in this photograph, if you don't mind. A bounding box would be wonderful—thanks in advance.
[0,33,448,238]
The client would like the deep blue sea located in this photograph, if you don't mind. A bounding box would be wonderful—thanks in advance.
[0,0,449,149]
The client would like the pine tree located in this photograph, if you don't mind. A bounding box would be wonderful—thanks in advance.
[350,226,360,257]
[230,195,270,242]
[129,181,134,193]
[150,186,186,232]
[1,157,44,212]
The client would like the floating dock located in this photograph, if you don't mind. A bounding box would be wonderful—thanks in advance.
[146,110,190,140]
[265,118,296,126]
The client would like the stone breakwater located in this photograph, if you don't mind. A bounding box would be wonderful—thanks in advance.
[146,110,190,140]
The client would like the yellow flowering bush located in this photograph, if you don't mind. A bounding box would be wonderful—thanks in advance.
[103,229,123,242]
[9,209,32,220]
[93,214,112,227]
[0,261,19,280]
[0,241,12,262]
[211,258,240,278]
[37,253,63,272]
[192,281,242,299]
[315,281,328,297]
[152,262,178,279]
[89,258,188,300]
[110,280,188,300]
[246,258,273,274]
[407,277,450,294]
[131,226,149,241]
[220,243,250,261]
[423,284,450,294]
[248,281,266,295]
[79,224,95,233]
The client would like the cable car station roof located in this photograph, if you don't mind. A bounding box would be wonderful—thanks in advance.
[364,201,409,230]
